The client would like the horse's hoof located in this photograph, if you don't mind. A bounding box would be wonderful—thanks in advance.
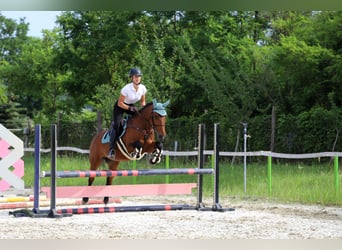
[149,156,161,165]
[103,197,109,205]
[82,197,89,204]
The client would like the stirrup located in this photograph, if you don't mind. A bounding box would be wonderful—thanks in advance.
[107,149,115,158]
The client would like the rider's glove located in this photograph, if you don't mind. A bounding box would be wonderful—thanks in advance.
[129,106,138,113]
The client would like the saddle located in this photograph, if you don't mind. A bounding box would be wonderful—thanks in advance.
[101,116,129,144]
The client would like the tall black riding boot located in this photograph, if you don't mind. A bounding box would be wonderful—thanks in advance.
[108,127,116,158]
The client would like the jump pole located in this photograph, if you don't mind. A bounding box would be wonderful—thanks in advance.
[48,124,71,218]
[212,123,233,211]
[41,168,214,178]
[33,124,41,213]
[57,204,194,215]
[196,123,205,209]
[212,123,220,210]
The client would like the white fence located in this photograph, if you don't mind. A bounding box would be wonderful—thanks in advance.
[24,146,341,195]
[24,147,342,158]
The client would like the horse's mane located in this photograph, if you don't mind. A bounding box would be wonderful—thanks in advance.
[129,102,153,118]
[139,102,153,112]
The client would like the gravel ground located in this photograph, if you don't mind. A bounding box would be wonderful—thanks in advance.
[1,194,342,239]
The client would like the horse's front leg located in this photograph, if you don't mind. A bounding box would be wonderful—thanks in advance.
[103,176,114,204]
[130,141,143,158]
[102,160,120,204]
[149,141,163,165]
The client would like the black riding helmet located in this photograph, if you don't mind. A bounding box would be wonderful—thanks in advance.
[129,68,143,77]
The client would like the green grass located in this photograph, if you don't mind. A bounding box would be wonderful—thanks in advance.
[270,164,341,205]
[218,162,342,206]
[22,154,342,206]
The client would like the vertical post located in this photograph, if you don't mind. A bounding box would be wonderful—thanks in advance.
[173,140,178,161]
[212,123,222,211]
[209,154,214,196]
[33,124,41,213]
[268,155,272,196]
[48,124,59,218]
[196,123,205,209]
[165,154,170,184]
[242,122,248,193]
[334,156,339,194]
[132,160,137,185]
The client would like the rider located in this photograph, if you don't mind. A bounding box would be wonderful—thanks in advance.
[108,67,147,158]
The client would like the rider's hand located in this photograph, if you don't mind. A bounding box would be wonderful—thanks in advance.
[129,106,138,113]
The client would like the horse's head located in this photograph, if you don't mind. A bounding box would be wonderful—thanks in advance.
[151,99,170,142]
[136,99,169,143]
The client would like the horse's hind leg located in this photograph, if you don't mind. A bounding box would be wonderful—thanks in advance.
[82,153,102,204]
[103,160,120,204]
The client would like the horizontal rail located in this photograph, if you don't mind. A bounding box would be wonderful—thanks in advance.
[0,198,120,210]
[57,204,195,214]
[219,151,342,158]
[25,146,90,154]
[41,168,214,178]
[41,183,197,198]
[25,147,342,158]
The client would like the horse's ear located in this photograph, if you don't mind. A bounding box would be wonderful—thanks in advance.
[153,99,157,107]
[162,100,170,108]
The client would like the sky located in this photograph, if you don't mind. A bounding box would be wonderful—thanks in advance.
[1,11,62,38]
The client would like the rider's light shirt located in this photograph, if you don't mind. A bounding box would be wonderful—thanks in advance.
[121,83,147,104]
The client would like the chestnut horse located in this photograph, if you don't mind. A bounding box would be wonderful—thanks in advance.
[82,99,169,204]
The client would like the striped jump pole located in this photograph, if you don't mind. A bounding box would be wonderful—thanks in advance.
[57,204,195,215]
[41,168,214,178]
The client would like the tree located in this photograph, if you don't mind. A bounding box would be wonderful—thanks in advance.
[0,13,30,128]
[1,11,341,152]
[56,11,145,109]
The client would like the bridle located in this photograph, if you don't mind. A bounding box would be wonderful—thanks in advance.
[127,105,166,142]
[151,112,166,142]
